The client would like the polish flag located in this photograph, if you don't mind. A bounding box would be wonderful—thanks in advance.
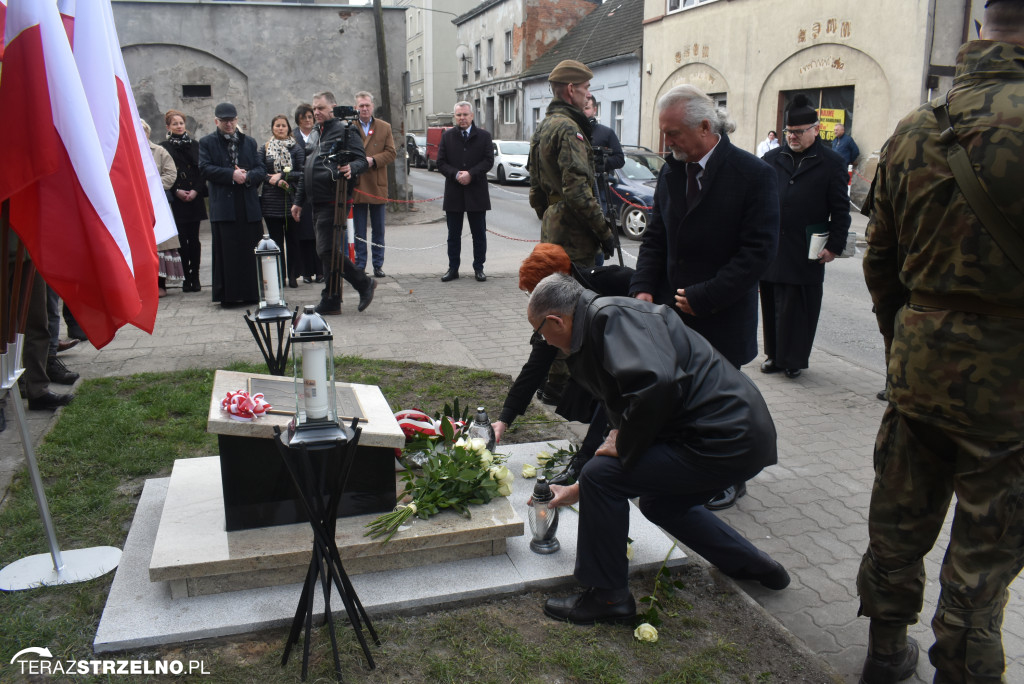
[0,0,161,347]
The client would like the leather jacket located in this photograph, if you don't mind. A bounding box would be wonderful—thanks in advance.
[566,290,777,472]
[293,116,367,206]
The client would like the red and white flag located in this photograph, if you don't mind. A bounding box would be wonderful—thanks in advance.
[0,0,162,347]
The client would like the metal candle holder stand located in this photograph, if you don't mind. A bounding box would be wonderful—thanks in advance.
[244,306,297,376]
[273,421,380,682]
[0,335,121,591]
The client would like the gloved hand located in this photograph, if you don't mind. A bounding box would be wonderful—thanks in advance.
[601,234,616,259]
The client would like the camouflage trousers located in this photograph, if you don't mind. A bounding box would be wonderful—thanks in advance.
[857,406,1024,683]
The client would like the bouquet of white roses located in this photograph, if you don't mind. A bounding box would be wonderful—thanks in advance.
[365,416,513,542]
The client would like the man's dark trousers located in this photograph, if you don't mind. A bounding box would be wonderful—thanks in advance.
[576,444,768,590]
[445,211,486,273]
[312,202,370,303]
[352,203,386,271]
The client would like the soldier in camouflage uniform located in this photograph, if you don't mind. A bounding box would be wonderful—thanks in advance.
[529,60,615,269]
[857,2,1024,682]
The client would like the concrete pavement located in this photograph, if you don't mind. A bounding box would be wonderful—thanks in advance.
[2,209,1021,683]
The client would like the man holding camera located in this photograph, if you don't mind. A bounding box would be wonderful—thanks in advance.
[291,91,377,315]
[529,60,615,270]
[583,94,624,266]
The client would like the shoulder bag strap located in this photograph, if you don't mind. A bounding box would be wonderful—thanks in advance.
[932,91,1024,274]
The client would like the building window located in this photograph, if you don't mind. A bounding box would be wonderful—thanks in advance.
[612,100,624,139]
[487,38,494,72]
[418,55,422,81]
[182,84,211,98]
[504,30,513,63]
[462,55,469,78]
[501,94,516,124]
[668,0,719,11]
[533,108,540,130]
[474,43,481,74]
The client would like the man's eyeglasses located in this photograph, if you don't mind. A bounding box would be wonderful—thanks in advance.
[534,316,551,337]
[783,126,815,137]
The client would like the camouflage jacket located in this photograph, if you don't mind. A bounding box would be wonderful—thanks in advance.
[528,99,611,265]
[863,40,1024,440]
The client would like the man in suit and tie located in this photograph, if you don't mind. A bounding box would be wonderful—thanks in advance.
[351,91,396,278]
[630,84,779,511]
[436,101,493,282]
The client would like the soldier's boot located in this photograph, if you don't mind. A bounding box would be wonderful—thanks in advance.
[859,625,919,684]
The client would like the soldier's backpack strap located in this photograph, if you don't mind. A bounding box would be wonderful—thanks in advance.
[933,91,1024,275]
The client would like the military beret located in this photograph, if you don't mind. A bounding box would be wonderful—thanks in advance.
[785,94,818,127]
[548,60,593,84]
[214,102,237,119]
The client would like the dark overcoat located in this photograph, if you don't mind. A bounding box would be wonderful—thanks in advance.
[436,125,493,212]
[761,139,851,285]
[630,134,779,367]
[198,131,266,223]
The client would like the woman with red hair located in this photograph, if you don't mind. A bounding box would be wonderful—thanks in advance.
[494,243,633,484]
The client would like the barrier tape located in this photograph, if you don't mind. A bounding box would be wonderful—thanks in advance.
[353,188,444,204]
[608,185,653,211]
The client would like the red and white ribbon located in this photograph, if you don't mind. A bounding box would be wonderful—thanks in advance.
[221,389,272,422]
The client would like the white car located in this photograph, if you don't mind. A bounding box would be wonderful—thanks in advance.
[487,140,531,184]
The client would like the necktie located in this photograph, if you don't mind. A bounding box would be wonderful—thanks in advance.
[686,162,701,208]
[463,129,469,141]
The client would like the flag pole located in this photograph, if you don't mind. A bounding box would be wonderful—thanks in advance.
[0,200,121,592]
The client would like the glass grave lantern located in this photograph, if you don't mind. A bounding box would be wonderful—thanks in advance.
[288,305,346,445]
[254,231,290,319]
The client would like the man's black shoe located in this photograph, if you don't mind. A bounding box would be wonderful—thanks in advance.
[859,636,919,684]
[727,550,791,590]
[314,299,341,316]
[784,368,802,378]
[314,274,325,284]
[475,270,486,282]
[46,356,79,385]
[28,391,74,411]
[373,268,386,278]
[357,279,377,312]
[68,326,88,342]
[876,389,888,401]
[536,386,562,406]
[441,269,459,282]
[543,588,636,625]
[548,451,593,486]
[303,276,313,284]
[760,359,781,374]
[705,482,747,511]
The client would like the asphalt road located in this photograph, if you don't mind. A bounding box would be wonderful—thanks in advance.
[402,168,884,377]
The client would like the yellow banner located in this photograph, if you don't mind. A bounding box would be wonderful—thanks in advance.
[817,108,846,141]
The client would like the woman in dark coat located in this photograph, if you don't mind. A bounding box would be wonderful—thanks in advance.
[259,115,305,288]
[293,104,321,283]
[160,109,208,292]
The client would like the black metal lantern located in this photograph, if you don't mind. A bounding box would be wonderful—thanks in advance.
[255,231,290,318]
[288,305,345,445]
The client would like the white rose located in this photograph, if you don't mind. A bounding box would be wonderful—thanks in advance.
[626,542,634,561]
[283,166,292,174]
[479,450,494,467]
[521,463,537,478]
[536,450,552,466]
[496,482,512,497]
[489,465,510,481]
[469,437,487,453]
[634,623,658,643]
[455,437,467,448]
[499,472,514,488]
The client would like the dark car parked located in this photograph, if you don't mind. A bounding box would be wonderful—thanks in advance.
[603,147,666,240]
[406,134,427,169]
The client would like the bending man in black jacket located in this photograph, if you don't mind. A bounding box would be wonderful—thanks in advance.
[529,274,790,625]
[291,91,376,315]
